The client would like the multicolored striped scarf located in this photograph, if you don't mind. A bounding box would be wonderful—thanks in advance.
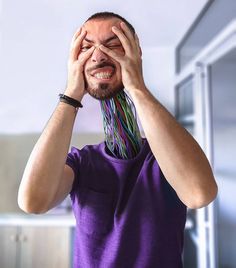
[100,90,143,159]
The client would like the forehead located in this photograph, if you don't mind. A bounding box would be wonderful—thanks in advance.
[83,18,122,41]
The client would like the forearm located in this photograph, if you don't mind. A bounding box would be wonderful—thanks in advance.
[129,87,218,208]
[18,102,77,213]
[18,24,95,213]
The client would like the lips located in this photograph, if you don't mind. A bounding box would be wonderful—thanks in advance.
[90,66,115,80]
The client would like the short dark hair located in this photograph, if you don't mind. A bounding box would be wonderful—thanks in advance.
[86,12,135,34]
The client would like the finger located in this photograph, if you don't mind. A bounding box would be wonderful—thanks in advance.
[134,33,141,54]
[111,26,132,56]
[70,27,82,45]
[120,22,135,45]
[78,46,95,67]
[134,33,140,46]
[70,30,87,61]
[70,28,86,49]
[99,45,122,63]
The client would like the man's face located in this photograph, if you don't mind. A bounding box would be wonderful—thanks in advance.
[81,18,125,100]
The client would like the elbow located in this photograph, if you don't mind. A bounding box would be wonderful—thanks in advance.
[18,201,49,214]
[17,192,49,215]
[18,177,52,214]
[185,180,218,209]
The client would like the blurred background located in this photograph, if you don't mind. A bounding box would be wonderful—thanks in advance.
[0,0,235,267]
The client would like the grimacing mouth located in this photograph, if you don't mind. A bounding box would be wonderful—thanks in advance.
[92,70,115,80]
[87,62,117,79]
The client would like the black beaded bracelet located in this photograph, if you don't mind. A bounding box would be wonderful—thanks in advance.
[59,94,83,108]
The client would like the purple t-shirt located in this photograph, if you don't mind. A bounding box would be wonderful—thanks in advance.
[66,138,186,268]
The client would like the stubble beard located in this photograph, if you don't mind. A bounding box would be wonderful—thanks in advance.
[85,80,124,100]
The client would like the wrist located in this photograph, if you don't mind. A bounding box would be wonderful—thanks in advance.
[128,85,149,99]
[59,93,83,110]
[64,88,84,102]
[58,101,78,112]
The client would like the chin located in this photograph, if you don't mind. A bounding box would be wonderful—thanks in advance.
[86,83,124,100]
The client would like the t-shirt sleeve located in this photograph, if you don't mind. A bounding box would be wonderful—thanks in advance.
[66,146,81,194]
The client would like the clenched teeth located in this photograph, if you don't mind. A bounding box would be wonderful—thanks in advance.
[94,72,113,79]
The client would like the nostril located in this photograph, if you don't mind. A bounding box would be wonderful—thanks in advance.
[92,55,108,63]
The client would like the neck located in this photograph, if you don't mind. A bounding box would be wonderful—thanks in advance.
[100,90,143,159]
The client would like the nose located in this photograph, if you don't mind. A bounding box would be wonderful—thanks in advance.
[91,46,108,63]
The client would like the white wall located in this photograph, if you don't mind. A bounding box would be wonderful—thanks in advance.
[142,47,175,112]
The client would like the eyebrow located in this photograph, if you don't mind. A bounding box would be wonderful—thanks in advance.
[84,35,120,44]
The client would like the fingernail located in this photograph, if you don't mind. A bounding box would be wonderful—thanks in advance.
[112,26,118,31]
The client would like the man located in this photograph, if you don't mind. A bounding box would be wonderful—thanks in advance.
[18,12,218,268]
